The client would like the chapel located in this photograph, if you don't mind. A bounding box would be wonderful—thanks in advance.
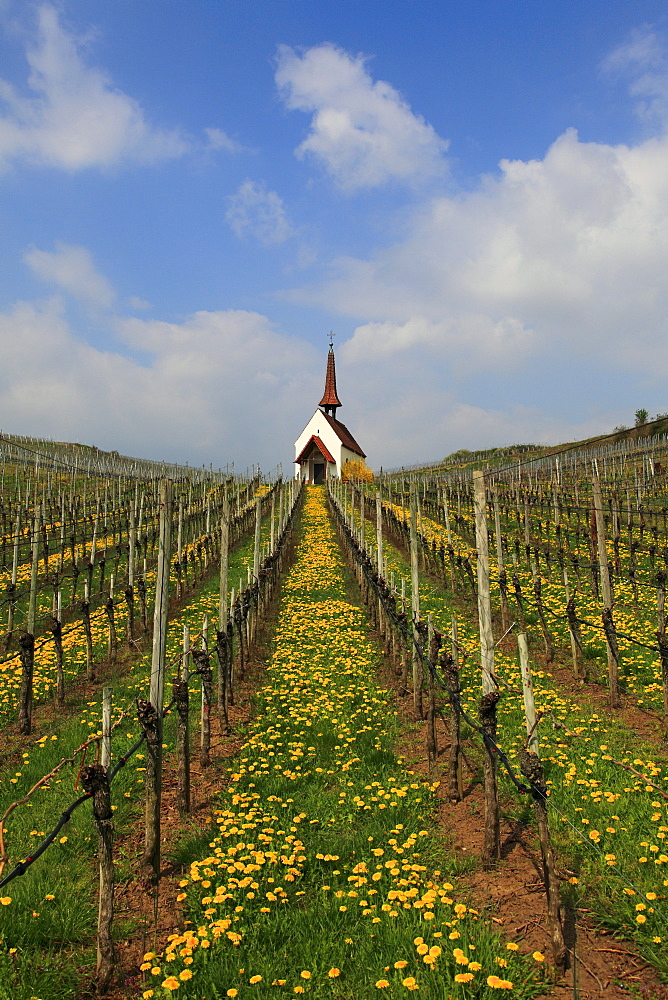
[294,342,366,482]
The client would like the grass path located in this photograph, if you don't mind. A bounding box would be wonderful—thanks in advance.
[142,487,547,1000]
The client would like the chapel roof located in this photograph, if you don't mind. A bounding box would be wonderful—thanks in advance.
[295,434,336,466]
[319,409,366,459]
[319,345,342,409]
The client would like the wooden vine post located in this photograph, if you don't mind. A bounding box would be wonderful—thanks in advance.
[142,478,173,881]
[473,470,500,861]
[196,617,212,768]
[442,488,456,592]
[82,761,115,990]
[409,483,423,719]
[592,475,621,707]
[493,489,508,629]
[441,615,462,802]
[253,494,261,582]
[101,687,112,768]
[49,611,65,706]
[27,514,39,636]
[517,633,539,753]
[426,616,440,768]
[217,497,231,727]
[17,632,35,735]
[175,625,191,815]
[81,581,94,681]
[5,513,20,646]
[376,489,386,640]
[105,575,118,663]
[376,489,384,572]
[516,645,568,979]
[176,497,184,598]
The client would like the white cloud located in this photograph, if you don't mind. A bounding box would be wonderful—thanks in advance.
[275,43,447,191]
[24,242,115,307]
[205,127,243,153]
[0,289,616,470]
[225,180,293,245]
[0,5,191,171]
[0,295,319,469]
[333,342,617,469]
[127,295,150,311]
[298,126,668,382]
[602,25,668,128]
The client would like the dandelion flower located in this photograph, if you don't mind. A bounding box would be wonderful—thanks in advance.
[487,975,514,989]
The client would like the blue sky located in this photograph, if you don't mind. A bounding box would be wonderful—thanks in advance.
[1,1,668,473]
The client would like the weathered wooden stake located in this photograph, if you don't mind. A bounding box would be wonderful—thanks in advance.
[426,616,439,767]
[493,490,508,629]
[475,469,500,861]
[198,616,212,768]
[175,625,190,815]
[5,513,20,645]
[18,632,35,734]
[101,687,112,769]
[592,475,620,707]
[28,515,39,636]
[563,566,584,680]
[218,498,230,722]
[81,762,115,990]
[106,574,118,662]
[49,613,65,706]
[409,483,423,719]
[143,478,173,880]
[517,632,539,753]
[81,581,94,681]
[479,689,501,861]
[452,615,464,800]
[518,748,568,973]
[473,471,496,694]
[253,495,261,582]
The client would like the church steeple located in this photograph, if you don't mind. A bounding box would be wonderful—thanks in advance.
[319,339,342,418]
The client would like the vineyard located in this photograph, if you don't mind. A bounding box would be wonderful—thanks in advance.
[0,429,667,999]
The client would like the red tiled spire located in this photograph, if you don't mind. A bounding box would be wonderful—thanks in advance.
[319,345,342,414]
